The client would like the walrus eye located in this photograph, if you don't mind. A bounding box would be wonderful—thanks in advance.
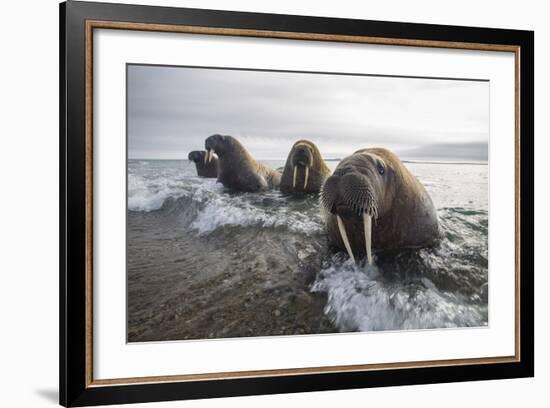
[377,164,385,175]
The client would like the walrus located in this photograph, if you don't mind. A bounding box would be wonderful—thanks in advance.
[280,140,331,194]
[320,147,439,264]
[204,134,281,192]
[188,150,218,178]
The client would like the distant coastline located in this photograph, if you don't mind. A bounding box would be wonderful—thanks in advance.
[401,160,488,165]
[130,157,488,165]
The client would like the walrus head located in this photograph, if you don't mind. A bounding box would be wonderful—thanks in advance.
[204,134,244,164]
[289,141,316,190]
[280,140,331,194]
[320,149,396,265]
[188,150,205,163]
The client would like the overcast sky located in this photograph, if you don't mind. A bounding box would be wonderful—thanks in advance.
[127,64,489,162]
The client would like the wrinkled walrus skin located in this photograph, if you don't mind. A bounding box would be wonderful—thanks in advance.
[204,134,281,192]
[320,147,439,263]
[280,140,331,194]
[188,150,218,178]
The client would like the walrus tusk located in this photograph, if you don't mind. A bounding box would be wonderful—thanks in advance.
[207,149,214,163]
[337,215,355,264]
[292,165,297,189]
[304,166,309,190]
[204,150,209,164]
[363,213,373,265]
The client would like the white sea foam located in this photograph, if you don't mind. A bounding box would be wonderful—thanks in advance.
[190,199,323,235]
[127,165,321,233]
[127,171,222,212]
[311,257,486,332]
[191,202,270,234]
[127,174,183,211]
[128,189,173,212]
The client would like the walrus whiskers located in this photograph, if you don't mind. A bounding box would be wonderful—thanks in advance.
[363,213,373,265]
[292,165,297,189]
[336,215,355,264]
[304,166,309,190]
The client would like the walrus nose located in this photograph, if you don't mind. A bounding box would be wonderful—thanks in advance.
[340,173,364,196]
[293,149,309,162]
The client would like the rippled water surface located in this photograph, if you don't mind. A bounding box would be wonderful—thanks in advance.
[127,159,488,342]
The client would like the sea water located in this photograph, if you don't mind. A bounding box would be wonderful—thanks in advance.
[127,159,488,341]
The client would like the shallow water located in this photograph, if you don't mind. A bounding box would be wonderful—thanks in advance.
[127,159,488,342]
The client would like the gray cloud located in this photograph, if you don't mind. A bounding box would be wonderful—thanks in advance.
[127,65,489,161]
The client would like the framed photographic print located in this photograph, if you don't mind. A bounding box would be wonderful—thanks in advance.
[59,1,534,406]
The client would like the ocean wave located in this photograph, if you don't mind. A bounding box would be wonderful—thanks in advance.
[127,174,181,212]
[190,196,323,236]
[127,173,220,212]
[128,171,323,235]
[311,256,487,332]
[128,191,171,212]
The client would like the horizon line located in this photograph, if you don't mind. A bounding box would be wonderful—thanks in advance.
[129,157,489,165]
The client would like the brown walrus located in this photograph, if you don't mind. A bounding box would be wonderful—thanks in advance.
[188,150,218,178]
[204,134,281,192]
[320,147,439,264]
[280,140,331,194]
